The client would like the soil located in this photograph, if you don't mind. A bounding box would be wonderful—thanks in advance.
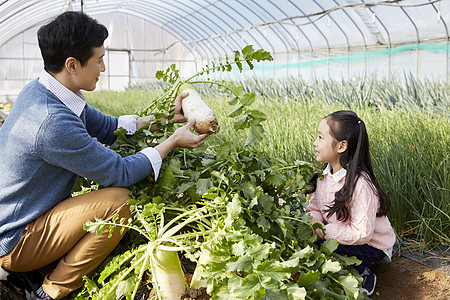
[371,256,450,300]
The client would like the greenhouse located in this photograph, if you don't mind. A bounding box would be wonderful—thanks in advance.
[0,1,449,300]
[0,0,449,100]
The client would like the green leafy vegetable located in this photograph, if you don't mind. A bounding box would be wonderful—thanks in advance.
[75,46,368,300]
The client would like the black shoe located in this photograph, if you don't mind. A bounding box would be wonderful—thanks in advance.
[360,267,377,296]
[6,270,44,295]
[0,280,26,300]
[29,290,53,300]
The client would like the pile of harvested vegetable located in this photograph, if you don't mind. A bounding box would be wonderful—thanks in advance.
[74,46,369,300]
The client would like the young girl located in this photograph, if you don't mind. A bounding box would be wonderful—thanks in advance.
[306,110,396,296]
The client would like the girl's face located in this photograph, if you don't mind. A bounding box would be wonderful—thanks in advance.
[313,118,345,171]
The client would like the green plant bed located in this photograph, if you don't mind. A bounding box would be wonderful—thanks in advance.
[81,58,448,299]
[88,76,449,248]
[76,47,378,300]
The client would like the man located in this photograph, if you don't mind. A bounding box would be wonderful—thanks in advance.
[0,11,207,300]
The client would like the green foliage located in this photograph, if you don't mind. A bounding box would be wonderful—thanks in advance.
[177,80,449,248]
[197,197,363,300]
[145,45,272,146]
[89,74,449,251]
[76,46,370,300]
[77,140,364,299]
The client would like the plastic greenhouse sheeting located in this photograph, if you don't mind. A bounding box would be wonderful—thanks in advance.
[0,0,449,100]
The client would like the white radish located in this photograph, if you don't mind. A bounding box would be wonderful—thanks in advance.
[152,246,188,300]
[189,248,210,289]
[177,84,219,134]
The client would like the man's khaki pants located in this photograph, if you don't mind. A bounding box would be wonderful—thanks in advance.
[0,187,132,299]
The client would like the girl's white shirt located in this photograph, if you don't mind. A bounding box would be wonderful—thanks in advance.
[323,163,347,182]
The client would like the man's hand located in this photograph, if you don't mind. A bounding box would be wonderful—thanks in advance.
[171,91,188,123]
[136,115,154,130]
[171,119,207,149]
[136,92,189,131]
[154,119,208,159]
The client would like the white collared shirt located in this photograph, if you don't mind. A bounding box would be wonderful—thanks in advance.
[39,70,86,117]
[323,163,347,182]
[38,70,162,179]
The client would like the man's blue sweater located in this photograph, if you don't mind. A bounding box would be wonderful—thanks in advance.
[0,79,153,256]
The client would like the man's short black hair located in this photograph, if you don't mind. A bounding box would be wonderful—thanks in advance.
[37,11,108,73]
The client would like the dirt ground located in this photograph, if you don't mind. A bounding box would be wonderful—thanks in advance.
[371,256,450,300]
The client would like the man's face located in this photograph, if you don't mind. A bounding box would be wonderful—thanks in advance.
[75,45,106,91]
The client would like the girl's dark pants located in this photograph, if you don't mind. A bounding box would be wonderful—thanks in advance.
[317,239,386,274]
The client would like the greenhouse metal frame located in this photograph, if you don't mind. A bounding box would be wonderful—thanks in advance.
[0,0,449,100]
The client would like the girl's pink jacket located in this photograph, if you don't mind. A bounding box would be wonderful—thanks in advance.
[306,167,396,251]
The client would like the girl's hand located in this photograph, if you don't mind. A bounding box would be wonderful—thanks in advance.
[315,228,324,239]
[311,217,325,239]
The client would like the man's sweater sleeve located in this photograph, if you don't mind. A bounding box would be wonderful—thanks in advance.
[36,111,153,187]
[84,104,119,145]
[85,105,163,180]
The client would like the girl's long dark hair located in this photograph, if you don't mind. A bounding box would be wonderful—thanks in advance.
[307,110,390,222]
